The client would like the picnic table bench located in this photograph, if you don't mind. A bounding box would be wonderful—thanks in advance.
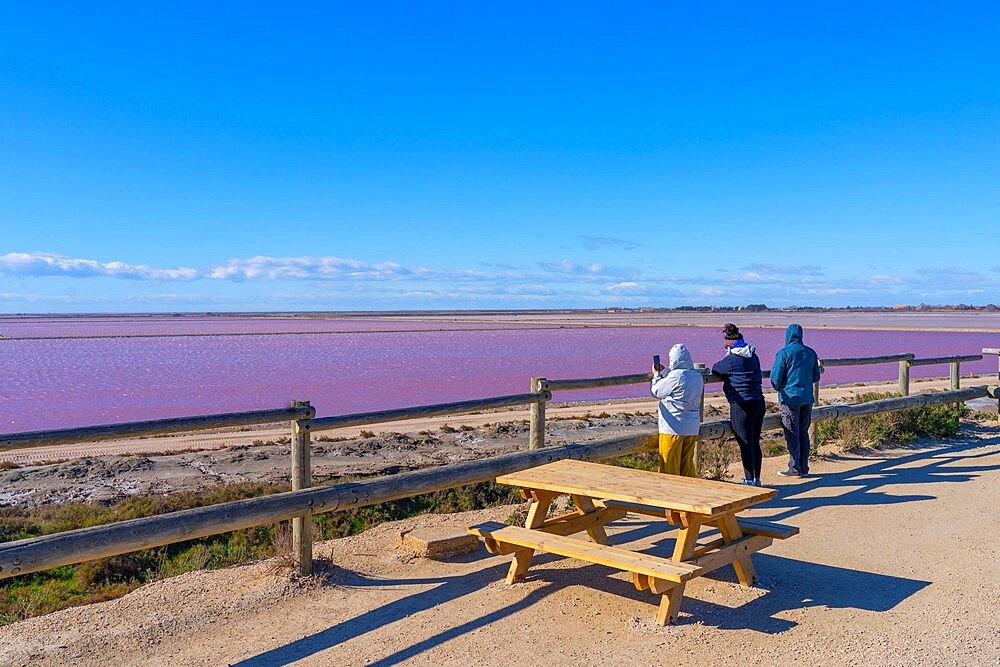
[469,459,798,625]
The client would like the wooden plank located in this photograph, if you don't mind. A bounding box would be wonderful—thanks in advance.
[689,534,772,575]
[736,518,799,540]
[469,522,702,582]
[718,514,756,587]
[0,405,316,451]
[596,499,669,518]
[539,507,627,537]
[657,520,702,625]
[908,354,981,367]
[310,391,550,431]
[570,495,610,545]
[498,460,775,515]
[821,353,915,367]
[691,537,727,557]
[506,492,555,584]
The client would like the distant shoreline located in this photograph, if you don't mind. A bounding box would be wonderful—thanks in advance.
[3,309,999,334]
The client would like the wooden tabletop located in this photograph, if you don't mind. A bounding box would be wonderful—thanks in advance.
[497,459,775,516]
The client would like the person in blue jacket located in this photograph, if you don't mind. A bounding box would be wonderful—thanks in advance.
[769,323,821,477]
[711,323,765,486]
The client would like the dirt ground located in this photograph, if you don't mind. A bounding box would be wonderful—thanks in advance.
[1,415,998,666]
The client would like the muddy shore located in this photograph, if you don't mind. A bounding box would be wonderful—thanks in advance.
[2,375,995,508]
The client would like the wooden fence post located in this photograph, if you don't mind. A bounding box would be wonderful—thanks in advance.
[693,363,706,472]
[810,363,822,448]
[987,348,1000,413]
[291,399,313,576]
[949,361,960,390]
[898,360,910,396]
[529,377,546,450]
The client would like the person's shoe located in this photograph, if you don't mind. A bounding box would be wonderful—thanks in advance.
[753,478,762,487]
[740,479,755,486]
[777,469,800,477]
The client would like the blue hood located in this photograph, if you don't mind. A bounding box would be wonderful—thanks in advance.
[785,324,803,346]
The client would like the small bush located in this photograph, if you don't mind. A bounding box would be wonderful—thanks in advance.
[767,442,787,457]
[613,450,660,473]
[459,425,475,432]
[359,430,375,439]
[439,424,458,433]
[817,392,967,448]
[698,441,738,481]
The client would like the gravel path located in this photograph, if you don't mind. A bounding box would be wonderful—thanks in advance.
[2,420,998,666]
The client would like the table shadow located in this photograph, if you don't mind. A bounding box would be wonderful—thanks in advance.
[232,431,995,666]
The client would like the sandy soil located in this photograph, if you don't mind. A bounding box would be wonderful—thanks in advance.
[1,416,998,666]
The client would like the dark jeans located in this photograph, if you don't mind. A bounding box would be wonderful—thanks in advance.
[730,398,765,481]
[780,403,813,475]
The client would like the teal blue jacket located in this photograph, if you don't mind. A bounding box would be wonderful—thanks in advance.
[769,324,821,405]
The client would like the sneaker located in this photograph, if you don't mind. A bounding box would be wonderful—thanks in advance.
[740,479,755,486]
[753,478,762,487]
[777,469,800,477]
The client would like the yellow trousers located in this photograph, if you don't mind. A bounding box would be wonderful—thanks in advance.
[657,434,698,477]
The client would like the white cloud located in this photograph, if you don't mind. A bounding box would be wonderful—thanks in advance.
[0,253,198,280]
[5,251,1000,309]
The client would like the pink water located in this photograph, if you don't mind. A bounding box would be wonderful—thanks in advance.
[1,317,997,434]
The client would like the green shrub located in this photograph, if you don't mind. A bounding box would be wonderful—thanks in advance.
[816,392,967,448]
[698,441,737,481]
[612,450,660,473]
[767,442,787,457]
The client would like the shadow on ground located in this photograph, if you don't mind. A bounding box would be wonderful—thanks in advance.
[232,427,998,667]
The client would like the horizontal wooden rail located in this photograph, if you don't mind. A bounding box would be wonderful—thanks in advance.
[908,354,982,367]
[2,385,995,580]
[697,386,991,440]
[819,353,914,367]
[0,432,656,579]
[542,373,654,391]
[543,369,775,392]
[0,406,316,451]
[543,353,923,393]
[309,391,551,432]
[984,348,1000,355]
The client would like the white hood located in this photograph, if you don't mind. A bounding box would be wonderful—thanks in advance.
[669,343,695,371]
[728,342,756,359]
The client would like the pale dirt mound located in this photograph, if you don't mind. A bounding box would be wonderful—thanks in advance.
[2,422,999,667]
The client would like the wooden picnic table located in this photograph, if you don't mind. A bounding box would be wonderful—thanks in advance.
[469,459,798,625]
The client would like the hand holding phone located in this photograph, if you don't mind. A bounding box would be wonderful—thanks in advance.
[652,354,662,372]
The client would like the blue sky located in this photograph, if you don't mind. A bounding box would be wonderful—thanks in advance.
[1,2,999,312]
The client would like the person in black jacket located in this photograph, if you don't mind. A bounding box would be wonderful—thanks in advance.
[711,323,765,486]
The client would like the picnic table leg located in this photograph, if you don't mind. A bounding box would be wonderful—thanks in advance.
[570,495,609,545]
[717,514,757,587]
[656,520,702,625]
[506,490,557,584]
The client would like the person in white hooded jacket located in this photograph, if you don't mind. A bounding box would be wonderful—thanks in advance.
[650,343,705,476]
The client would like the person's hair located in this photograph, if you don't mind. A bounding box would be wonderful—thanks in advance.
[722,323,742,341]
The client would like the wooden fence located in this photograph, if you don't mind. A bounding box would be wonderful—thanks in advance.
[0,350,997,581]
